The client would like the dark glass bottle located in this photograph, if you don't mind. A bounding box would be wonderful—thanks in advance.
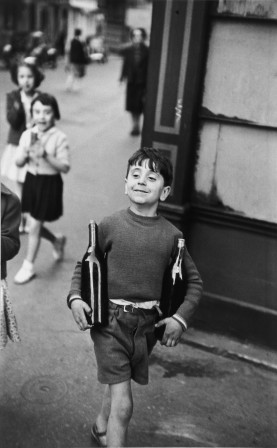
[155,238,187,340]
[81,220,108,326]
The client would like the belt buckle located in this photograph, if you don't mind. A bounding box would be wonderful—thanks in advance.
[123,304,133,313]
[123,303,137,313]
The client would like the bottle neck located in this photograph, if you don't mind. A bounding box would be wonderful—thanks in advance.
[88,221,96,252]
[171,239,184,284]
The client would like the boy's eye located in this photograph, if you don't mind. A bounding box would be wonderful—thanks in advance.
[148,175,157,181]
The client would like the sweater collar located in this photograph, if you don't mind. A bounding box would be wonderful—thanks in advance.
[127,207,161,226]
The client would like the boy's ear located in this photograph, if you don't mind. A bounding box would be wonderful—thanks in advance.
[124,178,128,195]
[160,185,171,202]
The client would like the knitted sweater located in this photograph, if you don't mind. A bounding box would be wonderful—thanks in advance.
[68,208,203,324]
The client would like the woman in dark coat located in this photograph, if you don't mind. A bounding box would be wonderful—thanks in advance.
[120,28,149,136]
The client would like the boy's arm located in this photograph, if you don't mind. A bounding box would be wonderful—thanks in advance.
[67,261,92,331]
[155,244,203,347]
[67,221,107,330]
[67,261,82,307]
[174,246,203,326]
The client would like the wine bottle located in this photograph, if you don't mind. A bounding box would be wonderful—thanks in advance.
[155,238,187,340]
[81,220,108,327]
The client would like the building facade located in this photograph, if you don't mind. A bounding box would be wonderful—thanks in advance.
[142,0,277,347]
[0,0,69,46]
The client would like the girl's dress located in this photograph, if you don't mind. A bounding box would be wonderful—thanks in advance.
[1,89,38,184]
[16,125,70,222]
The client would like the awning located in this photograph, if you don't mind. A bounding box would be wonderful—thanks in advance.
[69,0,98,13]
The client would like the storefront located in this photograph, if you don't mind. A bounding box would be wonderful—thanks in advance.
[142,0,277,346]
[0,0,68,48]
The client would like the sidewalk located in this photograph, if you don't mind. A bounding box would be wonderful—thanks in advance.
[0,56,276,448]
[182,327,277,374]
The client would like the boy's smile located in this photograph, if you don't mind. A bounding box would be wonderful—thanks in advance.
[125,160,171,216]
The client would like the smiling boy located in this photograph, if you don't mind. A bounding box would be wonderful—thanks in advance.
[67,147,203,447]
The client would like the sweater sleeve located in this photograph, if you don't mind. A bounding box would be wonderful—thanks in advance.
[66,261,82,307]
[174,244,203,326]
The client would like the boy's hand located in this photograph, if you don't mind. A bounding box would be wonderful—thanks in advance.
[155,317,183,347]
[71,299,92,331]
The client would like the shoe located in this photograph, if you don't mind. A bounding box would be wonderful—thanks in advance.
[130,128,140,136]
[91,423,107,447]
[14,260,35,284]
[52,235,66,261]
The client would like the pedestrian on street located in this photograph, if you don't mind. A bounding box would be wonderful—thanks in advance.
[119,28,149,136]
[1,183,21,349]
[67,147,203,447]
[0,59,45,233]
[14,93,70,285]
[55,29,67,57]
[65,28,88,92]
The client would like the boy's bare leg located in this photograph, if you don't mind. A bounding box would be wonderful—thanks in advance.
[107,380,133,447]
[95,385,110,443]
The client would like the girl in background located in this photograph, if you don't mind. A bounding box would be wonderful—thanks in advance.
[14,93,70,285]
[1,59,45,232]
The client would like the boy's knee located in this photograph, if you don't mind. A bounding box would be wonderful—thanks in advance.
[112,396,133,423]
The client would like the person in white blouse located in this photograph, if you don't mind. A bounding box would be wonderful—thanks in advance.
[14,93,71,284]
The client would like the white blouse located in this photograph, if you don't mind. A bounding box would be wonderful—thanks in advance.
[17,125,70,175]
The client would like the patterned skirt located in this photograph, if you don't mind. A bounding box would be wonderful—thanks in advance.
[0,279,20,349]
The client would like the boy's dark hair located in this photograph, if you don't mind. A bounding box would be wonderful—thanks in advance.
[126,147,173,187]
[10,59,45,88]
[31,93,61,120]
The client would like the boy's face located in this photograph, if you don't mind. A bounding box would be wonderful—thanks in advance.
[125,160,171,215]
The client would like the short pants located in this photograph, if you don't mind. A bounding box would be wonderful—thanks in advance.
[90,301,158,385]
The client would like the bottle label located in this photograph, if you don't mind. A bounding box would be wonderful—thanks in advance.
[172,238,184,285]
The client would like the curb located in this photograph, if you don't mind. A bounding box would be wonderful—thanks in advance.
[181,338,277,374]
